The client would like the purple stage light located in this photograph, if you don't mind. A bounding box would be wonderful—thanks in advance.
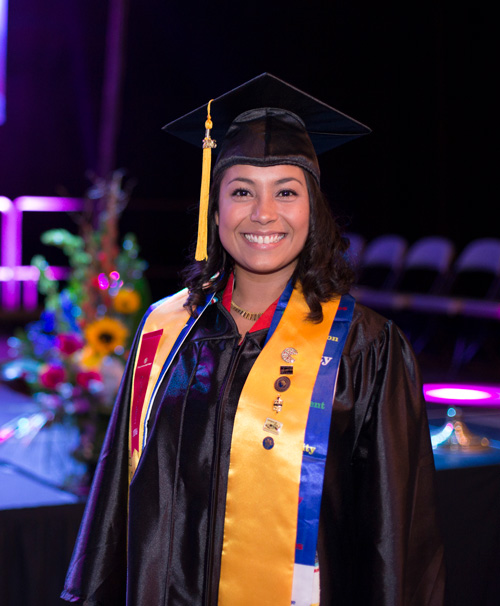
[424,383,500,406]
[98,273,110,289]
[0,196,19,308]
[1,197,15,264]
[45,267,71,280]
[14,196,85,212]
[0,197,14,267]
[0,266,39,280]
[0,197,85,310]
[0,0,7,125]
[0,196,11,211]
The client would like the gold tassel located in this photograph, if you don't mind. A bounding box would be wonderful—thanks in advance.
[195,100,217,261]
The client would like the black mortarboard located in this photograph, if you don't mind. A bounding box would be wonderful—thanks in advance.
[163,73,370,260]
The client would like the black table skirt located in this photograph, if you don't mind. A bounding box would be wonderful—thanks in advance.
[0,503,85,606]
[437,465,500,606]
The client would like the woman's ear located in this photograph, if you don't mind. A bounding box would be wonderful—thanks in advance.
[215,211,219,226]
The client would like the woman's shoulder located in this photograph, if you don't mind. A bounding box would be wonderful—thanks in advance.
[342,301,402,359]
[128,289,191,342]
[148,288,190,313]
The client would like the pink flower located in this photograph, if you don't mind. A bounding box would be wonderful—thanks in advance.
[76,370,102,389]
[56,333,84,355]
[39,364,66,389]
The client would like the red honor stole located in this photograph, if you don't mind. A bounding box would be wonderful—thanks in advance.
[128,289,191,480]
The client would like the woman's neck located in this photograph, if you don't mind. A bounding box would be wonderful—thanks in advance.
[227,266,294,338]
[232,266,293,312]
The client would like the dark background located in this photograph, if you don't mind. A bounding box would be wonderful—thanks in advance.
[0,0,496,299]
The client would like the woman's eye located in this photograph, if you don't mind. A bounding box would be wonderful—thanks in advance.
[277,189,297,198]
[231,188,251,197]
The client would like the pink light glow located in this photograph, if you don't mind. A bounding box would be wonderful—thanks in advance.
[424,383,500,406]
[0,427,15,443]
[0,265,68,311]
[0,266,69,282]
[45,266,71,280]
[0,265,40,281]
[13,196,85,212]
[0,197,15,274]
[0,0,6,125]
[0,197,19,307]
[0,195,12,213]
[98,273,109,289]
[0,196,84,310]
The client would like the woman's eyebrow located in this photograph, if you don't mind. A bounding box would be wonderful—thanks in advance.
[275,177,303,185]
[226,177,255,185]
[226,177,304,186]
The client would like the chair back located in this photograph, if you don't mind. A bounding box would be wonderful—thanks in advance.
[357,234,407,289]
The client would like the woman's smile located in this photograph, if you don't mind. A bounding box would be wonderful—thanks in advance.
[242,232,285,245]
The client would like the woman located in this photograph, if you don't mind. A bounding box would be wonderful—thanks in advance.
[62,74,445,605]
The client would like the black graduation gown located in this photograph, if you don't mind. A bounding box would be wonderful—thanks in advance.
[61,299,445,605]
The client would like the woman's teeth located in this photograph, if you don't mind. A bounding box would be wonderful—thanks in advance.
[244,234,285,244]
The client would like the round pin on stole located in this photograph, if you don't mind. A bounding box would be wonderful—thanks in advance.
[274,376,291,392]
[281,347,298,363]
[263,436,275,450]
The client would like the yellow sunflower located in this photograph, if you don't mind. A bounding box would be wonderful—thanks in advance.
[84,317,129,355]
[113,288,141,314]
[79,345,103,369]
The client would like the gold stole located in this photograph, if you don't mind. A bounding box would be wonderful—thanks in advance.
[218,287,340,605]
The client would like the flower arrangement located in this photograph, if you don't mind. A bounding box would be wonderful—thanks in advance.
[1,172,149,492]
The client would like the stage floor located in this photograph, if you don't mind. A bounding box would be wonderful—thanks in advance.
[0,383,83,510]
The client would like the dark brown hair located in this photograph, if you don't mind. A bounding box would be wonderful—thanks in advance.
[181,167,355,322]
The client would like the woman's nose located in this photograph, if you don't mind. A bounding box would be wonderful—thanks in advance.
[251,193,277,224]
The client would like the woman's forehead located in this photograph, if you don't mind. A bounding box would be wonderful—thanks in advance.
[220,164,307,184]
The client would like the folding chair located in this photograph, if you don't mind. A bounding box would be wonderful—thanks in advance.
[356,234,407,290]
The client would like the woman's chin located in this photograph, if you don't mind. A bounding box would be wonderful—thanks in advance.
[234,258,298,279]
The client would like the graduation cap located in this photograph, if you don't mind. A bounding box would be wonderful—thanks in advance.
[163,73,370,261]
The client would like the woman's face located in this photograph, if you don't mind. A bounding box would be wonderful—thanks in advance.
[216,164,310,278]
